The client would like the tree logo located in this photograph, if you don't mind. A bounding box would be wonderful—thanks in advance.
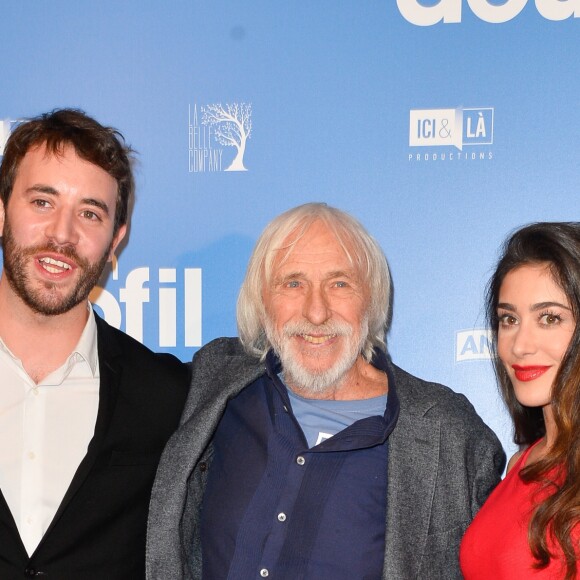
[188,103,252,173]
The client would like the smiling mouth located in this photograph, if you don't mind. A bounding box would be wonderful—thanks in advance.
[38,257,72,274]
[301,334,337,345]
[512,365,551,382]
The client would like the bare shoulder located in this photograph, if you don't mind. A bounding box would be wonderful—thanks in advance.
[506,450,524,473]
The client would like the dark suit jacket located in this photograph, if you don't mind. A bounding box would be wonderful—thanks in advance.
[146,338,505,580]
[0,313,189,579]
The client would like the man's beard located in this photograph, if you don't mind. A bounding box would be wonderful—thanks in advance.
[265,316,368,396]
[2,218,111,316]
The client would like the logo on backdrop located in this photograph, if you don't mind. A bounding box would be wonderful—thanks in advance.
[0,118,24,157]
[456,329,492,362]
[408,107,494,162]
[188,103,252,173]
[89,257,203,349]
[397,0,579,26]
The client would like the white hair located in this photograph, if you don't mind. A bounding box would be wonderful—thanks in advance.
[236,202,392,361]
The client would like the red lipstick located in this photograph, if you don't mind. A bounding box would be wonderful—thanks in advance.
[512,365,550,382]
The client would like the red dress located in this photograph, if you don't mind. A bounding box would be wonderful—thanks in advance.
[460,442,577,579]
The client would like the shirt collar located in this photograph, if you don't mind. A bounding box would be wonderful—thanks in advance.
[0,303,99,382]
[75,303,99,377]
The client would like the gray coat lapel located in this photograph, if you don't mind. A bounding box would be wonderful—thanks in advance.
[383,365,441,580]
[147,338,263,580]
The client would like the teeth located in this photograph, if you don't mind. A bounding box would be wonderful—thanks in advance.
[39,257,71,273]
[302,334,336,344]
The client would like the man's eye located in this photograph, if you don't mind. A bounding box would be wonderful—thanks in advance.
[82,210,100,221]
[286,280,300,288]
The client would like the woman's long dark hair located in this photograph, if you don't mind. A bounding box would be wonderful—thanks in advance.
[486,222,580,579]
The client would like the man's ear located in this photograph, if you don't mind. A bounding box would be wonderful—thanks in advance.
[108,224,127,262]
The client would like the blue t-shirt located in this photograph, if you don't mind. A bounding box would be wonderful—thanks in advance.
[287,386,388,448]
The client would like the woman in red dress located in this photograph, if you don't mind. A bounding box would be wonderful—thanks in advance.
[460,222,579,579]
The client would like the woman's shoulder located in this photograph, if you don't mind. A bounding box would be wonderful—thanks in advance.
[506,439,544,474]
[506,450,525,473]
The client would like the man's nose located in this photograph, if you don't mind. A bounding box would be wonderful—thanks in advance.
[45,208,79,246]
[303,286,331,326]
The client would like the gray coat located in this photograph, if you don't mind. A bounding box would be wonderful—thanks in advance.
[146,338,505,579]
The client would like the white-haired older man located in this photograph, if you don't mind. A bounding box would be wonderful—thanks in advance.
[147,203,505,580]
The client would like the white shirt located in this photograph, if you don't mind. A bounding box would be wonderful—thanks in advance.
[0,306,100,555]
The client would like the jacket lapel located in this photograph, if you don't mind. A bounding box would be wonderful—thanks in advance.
[0,487,29,559]
[382,365,441,580]
[34,314,121,548]
[147,338,264,579]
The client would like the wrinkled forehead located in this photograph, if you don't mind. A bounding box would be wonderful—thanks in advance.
[265,221,361,281]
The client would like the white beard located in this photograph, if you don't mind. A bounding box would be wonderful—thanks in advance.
[265,316,368,396]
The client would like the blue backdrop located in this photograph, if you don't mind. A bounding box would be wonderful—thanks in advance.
[2,0,579,458]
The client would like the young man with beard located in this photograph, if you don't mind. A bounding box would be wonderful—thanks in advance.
[0,109,189,579]
[147,203,506,580]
